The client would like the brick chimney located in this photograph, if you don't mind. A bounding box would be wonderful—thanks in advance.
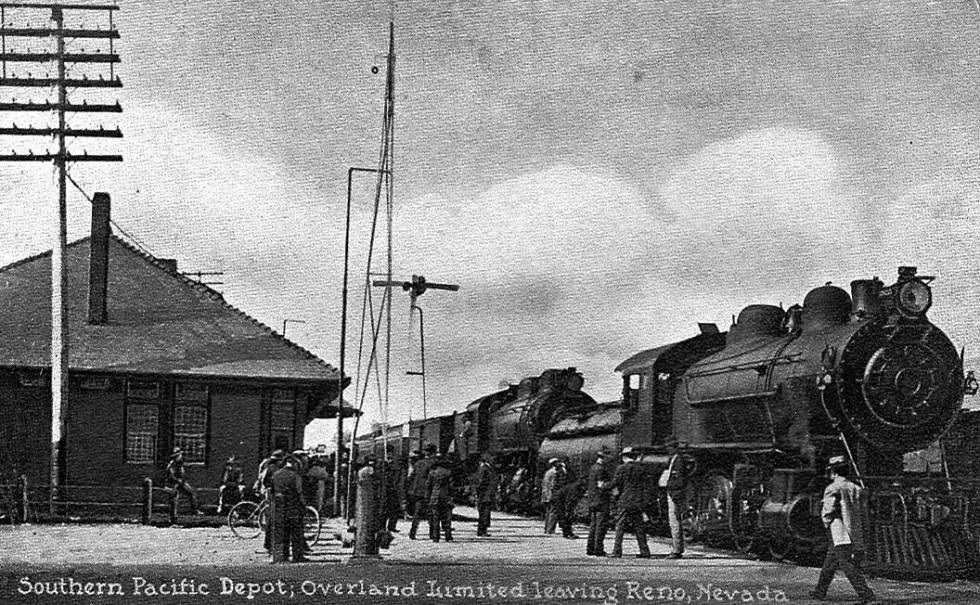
[87,192,111,325]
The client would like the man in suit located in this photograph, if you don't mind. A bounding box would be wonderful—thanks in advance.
[540,458,565,534]
[659,435,690,559]
[585,449,614,556]
[810,455,877,604]
[611,447,651,558]
[271,456,308,563]
[217,455,244,515]
[426,454,454,542]
[408,444,438,540]
[472,454,499,536]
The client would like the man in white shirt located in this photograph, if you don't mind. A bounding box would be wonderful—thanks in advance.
[810,455,876,604]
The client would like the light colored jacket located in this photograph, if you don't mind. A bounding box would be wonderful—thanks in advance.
[822,475,865,548]
[540,467,558,503]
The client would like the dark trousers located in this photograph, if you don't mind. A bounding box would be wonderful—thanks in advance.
[587,506,609,554]
[556,504,574,537]
[409,498,428,538]
[271,497,305,563]
[429,500,453,541]
[218,484,242,514]
[814,543,874,601]
[612,509,650,556]
[476,500,492,535]
[171,479,199,511]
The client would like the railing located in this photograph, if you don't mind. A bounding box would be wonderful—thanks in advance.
[0,476,221,526]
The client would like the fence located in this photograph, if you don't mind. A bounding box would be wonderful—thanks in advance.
[0,476,222,526]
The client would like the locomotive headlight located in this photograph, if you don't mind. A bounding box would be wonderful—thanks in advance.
[897,279,932,316]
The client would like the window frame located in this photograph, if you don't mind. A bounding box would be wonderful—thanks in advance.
[173,382,210,466]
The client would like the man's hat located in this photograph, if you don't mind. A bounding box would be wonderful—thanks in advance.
[271,449,286,459]
[548,457,560,465]
[425,444,438,454]
[409,451,420,459]
[597,448,612,460]
[826,455,849,472]
[621,446,636,457]
[170,447,183,458]
[227,455,237,463]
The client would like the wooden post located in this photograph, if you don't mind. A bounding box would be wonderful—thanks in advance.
[168,489,177,525]
[352,465,380,558]
[142,478,153,525]
[17,475,28,523]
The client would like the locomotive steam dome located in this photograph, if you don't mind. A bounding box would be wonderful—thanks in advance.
[802,284,851,329]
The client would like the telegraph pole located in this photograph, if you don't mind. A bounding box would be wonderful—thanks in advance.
[0,3,122,513]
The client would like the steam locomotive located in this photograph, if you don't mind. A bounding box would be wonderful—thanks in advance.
[541,266,979,578]
[353,367,595,481]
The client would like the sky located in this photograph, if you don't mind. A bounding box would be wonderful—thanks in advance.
[1,1,980,447]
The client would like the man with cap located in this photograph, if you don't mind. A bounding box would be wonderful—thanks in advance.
[810,455,876,604]
[218,455,244,515]
[426,453,454,542]
[258,449,286,552]
[611,447,651,558]
[165,448,202,514]
[407,444,438,540]
[658,435,690,559]
[471,453,500,536]
[585,448,614,556]
[540,458,565,534]
[271,456,308,563]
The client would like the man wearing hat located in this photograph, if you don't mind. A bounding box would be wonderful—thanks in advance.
[585,448,614,556]
[165,447,202,514]
[271,456,308,563]
[471,453,500,537]
[658,435,690,559]
[258,449,286,552]
[407,444,438,539]
[218,455,244,515]
[540,457,566,534]
[426,453,454,542]
[810,455,876,604]
[611,447,651,558]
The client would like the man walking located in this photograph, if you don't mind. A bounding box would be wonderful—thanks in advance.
[810,455,877,604]
[427,454,454,542]
[271,456,308,563]
[472,454,499,536]
[585,449,613,556]
[165,448,202,514]
[611,447,651,558]
[659,435,690,559]
[408,444,437,540]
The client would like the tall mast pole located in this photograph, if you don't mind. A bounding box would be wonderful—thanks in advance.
[383,21,394,453]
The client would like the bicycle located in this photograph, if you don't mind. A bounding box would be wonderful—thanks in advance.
[228,497,322,545]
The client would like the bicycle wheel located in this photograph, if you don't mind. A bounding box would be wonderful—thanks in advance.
[228,501,262,539]
[303,506,322,545]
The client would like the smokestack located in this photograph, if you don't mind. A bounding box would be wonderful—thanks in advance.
[88,192,111,325]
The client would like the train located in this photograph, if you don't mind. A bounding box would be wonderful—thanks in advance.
[352,266,980,579]
[542,266,979,579]
[352,366,595,480]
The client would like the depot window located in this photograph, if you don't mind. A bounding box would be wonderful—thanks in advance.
[125,403,159,464]
[173,383,210,464]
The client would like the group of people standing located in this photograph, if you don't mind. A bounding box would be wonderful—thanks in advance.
[578,435,689,559]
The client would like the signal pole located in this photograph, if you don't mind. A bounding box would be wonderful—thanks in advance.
[372,274,459,420]
[0,3,122,513]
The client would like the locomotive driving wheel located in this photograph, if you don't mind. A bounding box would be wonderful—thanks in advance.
[730,486,763,554]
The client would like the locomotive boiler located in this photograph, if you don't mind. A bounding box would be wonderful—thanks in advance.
[454,367,596,474]
[541,267,977,578]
